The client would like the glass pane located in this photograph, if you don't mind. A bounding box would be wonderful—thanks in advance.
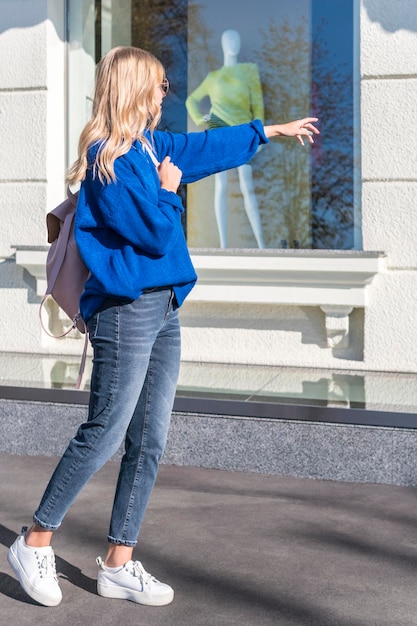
[67,0,96,166]
[186,0,356,250]
[67,0,132,167]
[2,351,417,417]
[131,0,188,133]
[311,0,355,249]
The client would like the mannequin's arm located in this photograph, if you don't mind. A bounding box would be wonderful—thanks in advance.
[185,77,211,126]
[249,64,264,123]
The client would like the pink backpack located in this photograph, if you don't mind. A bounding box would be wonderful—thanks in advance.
[39,188,90,388]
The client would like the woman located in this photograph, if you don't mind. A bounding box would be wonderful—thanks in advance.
[7,46,318,608]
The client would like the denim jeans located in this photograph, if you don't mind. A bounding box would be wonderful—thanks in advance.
[33,287,180,546]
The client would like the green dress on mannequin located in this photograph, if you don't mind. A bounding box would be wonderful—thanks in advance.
[186,29,265,248]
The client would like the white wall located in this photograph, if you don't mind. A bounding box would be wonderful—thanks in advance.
[360,0,417,372]
[0,0,69,355]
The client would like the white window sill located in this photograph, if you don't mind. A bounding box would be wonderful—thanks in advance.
[14,246,49,297]
[188,248,384,307]
[14,246,385,349]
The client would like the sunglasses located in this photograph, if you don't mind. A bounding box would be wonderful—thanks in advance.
[160,78,169,95]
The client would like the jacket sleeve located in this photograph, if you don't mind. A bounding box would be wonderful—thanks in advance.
[76,152,184,257]
[153,120,268,184]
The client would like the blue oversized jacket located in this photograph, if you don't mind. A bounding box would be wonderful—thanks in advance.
[74,120,268,323]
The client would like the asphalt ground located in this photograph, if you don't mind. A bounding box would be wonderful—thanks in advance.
[1,453,417,625]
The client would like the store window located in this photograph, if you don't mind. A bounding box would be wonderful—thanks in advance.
[67,0,358,250]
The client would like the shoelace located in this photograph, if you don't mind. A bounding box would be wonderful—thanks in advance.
[128,560,156,585]
[37,551,58,580]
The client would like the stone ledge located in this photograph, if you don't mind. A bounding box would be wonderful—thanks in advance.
[189,249,384,306]
[1,398,416,486]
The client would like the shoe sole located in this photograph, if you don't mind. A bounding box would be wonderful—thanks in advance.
[7,545,62,607]
[97,582,174,606]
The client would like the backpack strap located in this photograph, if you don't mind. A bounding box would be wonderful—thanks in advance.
[67,186,78,205]
[39,297,86,338]
[143,142,160,168]
[39,302,88,389]
[76,328,89,389]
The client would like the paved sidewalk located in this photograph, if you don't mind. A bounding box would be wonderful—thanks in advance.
[1,453,417,625]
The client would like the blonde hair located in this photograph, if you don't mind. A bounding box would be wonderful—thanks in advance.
[67,46,165,185]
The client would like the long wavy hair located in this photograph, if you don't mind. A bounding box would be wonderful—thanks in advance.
[67,46,165,185]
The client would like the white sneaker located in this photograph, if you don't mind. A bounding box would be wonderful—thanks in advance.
[96,556,174,606]
[7,527,62,607]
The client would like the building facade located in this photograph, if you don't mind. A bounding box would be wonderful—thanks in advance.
[0,1,417,402]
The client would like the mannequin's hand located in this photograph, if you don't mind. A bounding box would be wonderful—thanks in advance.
[158,156,182,193]
[264,118,319,145]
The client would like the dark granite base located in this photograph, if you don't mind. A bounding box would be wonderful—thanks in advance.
[1,399,416,485]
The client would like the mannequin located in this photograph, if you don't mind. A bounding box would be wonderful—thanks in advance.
[186,29,265,248]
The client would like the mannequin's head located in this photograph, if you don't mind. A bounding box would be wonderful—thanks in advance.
[221,29,241,56]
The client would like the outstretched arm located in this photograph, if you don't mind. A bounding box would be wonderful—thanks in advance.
[264,117,319,145]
